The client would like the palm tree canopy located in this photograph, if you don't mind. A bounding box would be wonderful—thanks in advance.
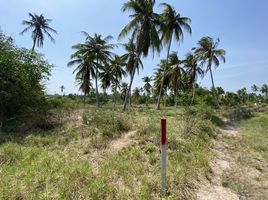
[167,52,185,91]
[159,3,192,45]
[20,13,57,48]
[142,76,152,94]
[121,39,143,75]
[193,37,226,72]
[184,53,204,85]
[118,0,161,56]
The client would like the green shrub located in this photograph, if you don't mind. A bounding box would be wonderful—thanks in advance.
[226,106,253,121]
[83,109,131,138]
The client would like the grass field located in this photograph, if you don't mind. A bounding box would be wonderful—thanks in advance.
[0,104,267,199]
[222,110,268,199]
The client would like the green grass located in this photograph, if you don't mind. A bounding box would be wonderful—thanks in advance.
[222,111,268,199]
[0,104,219,199]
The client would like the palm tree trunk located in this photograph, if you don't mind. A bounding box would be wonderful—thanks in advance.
[113,87,116,110]
[191,82,196,105]
[208,62,215,92]
[95,58,100,107]
[123,51,141,111]
[83,93,85,107]
[175,87,178,108]
[156,32,173,110]
[31,38,36,52]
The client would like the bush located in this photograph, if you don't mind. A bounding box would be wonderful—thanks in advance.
[83,109,131,138]
[226,106,253,121]
[0,32,53,130]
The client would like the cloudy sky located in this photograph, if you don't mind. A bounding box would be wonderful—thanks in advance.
[1,0,267,94]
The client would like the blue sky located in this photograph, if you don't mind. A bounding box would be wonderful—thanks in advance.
[1,0,267,94]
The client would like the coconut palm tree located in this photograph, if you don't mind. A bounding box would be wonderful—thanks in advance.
[121,82,128,102]
[167,52,185,108]
[110,55,127,107]
[260,84,268,98]
[68,43,95,105]
[142,76,152,105]
[184,53,204,104]
[118,0,161,111]
[133,87,141,103]
[251,84,259,93]
[20,13,57,51]
[156,3,192,109]
[153,59,170,106]
[121,39,143,105]
[60,85,65,95]
[193,37,226,93]
[81,32,115,107]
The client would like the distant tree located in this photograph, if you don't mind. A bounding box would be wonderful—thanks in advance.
[132,87,141,103]
[156,3,192,110]
[110,55,127,107]
[68,40,96,105]
[237,88,247,102]
[142,76,153,105]
[251,84,259,93]
[121,38,144,106]
[193,37,226,93]
[60,85,65,95]
[154,59,170,98]
[215,86,225,96]
[121,82,128,102]
[260,84,268,98]
[78,32,115,107]
[167,52,184,108]
[119,0,161,111]
[184,53,204,104]
[20,13,57,51]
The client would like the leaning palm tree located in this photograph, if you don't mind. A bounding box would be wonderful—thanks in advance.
[118,0,161,111]
[167,52,185,108]
[156,3,192,109]
[193,37,226,93]
[20,13,57,51]
[184,53,204,104]
[81,32,115,107]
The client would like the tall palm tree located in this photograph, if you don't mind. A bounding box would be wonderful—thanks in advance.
[110,55,127,107]
[68,43,95,105]
[100,65,113,93]
[121,39,143,106]
[167,52,185,108]
[20,13,57,51]
[118,0,161,111]
[184,53,204,104]
[81,32,115,107]
[193,37,226,93]
[156,3,192,109]
[142,76,152,106]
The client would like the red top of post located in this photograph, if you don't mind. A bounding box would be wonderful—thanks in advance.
[161,118,166,145]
